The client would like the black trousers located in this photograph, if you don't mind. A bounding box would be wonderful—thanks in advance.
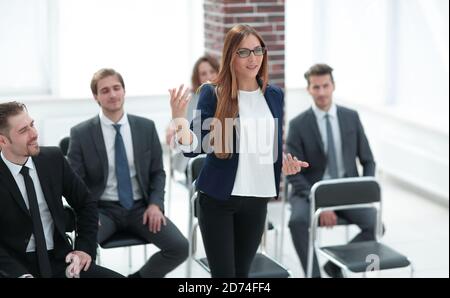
[25,250,123,278]
[98,199,189,278]
[198,192,270,278]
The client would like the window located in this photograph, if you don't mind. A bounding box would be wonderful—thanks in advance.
[0,0,51,96]
[0,0,204,98]
[56,0,204,98]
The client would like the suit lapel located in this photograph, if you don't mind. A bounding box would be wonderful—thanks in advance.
[306,108,325,155]
[0,158,30,216]
[32,154,58,216]
[336,106,350,159]
[90,117,109,183]
[128,115,142,176]
[264,89,277,118]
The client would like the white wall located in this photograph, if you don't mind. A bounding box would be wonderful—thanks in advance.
[2,0,448,204]
[285,0,449,204]
[285,0,449,132]
[287,89,449,204]
[0,0,205,98]
[55,0,205,98]
[0,0,51,95]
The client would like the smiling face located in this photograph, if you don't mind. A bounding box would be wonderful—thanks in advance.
[198,61,218,85]
[94,74,126,116]
[232,34,264,84]
[0,110,40,163]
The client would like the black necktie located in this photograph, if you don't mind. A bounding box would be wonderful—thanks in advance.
[113,124,134,209]
[20,166,52,278]
[325,114,339,179]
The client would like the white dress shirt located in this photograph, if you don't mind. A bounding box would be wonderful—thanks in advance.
[99,111,143,202]
[1,152,54,252]
[231,89,276,197]
[312,103,345,179]
[176,89,277,198]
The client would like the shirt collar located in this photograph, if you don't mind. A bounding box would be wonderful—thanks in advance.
[1,151,35,177]
[99,110,129,127]
[312,102,337,120]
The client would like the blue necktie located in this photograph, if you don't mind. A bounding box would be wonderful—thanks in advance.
[325,114,339,179]
[113,124,134,209]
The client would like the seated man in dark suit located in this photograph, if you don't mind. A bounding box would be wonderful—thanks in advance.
[68,68,188,278]
[286,64,377,278]
[0,101,122,278]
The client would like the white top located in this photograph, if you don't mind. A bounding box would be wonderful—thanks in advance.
[312,103,345,179]
[1,152,54,251]
[99,111,143,202]
[176,89,277,198]
[231,89,276,197]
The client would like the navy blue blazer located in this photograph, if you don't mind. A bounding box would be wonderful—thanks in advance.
[184,83,284,201]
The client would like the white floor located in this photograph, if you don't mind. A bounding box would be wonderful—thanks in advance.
[97,156,449,278]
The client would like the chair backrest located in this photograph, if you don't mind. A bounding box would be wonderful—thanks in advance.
[307,177,383,278]
[187,155,206,219]
[59,136,70,156]
[187,155,206,187]
[311,177,380,210]
[63,205,76,249]
[64,205,76,233]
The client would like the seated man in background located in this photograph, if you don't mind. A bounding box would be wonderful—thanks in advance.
[286,64,377,278]
[0,101,122,278]
[68,68,188,278]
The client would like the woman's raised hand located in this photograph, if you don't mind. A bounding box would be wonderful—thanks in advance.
[168,84,191,119]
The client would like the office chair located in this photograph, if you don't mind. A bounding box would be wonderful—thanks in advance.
[59,137,150,273]
[307,177,413,278]
[63,205,148,273]
[186,155,291,278]
[166,145,191,218]
[278,179,352,262]
[64,205,77,248]
[59,136,70,156]
[97,232,150,273]
[185,155,206,277]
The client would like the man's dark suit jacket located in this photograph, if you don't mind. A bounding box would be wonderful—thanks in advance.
[286,105,376,198]
[67,114,166,212]
[0,147,98,278]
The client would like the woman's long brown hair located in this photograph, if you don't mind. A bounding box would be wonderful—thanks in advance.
[211,24,269,159]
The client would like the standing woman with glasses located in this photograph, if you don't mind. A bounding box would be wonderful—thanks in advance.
[168,24,308,278]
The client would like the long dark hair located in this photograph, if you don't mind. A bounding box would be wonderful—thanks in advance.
[212,24,268,159]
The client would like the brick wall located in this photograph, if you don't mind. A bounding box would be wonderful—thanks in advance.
[204,0,287,199]
[204,0,285,89]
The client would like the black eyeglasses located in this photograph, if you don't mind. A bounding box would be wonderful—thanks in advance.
[236,46,266,58]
